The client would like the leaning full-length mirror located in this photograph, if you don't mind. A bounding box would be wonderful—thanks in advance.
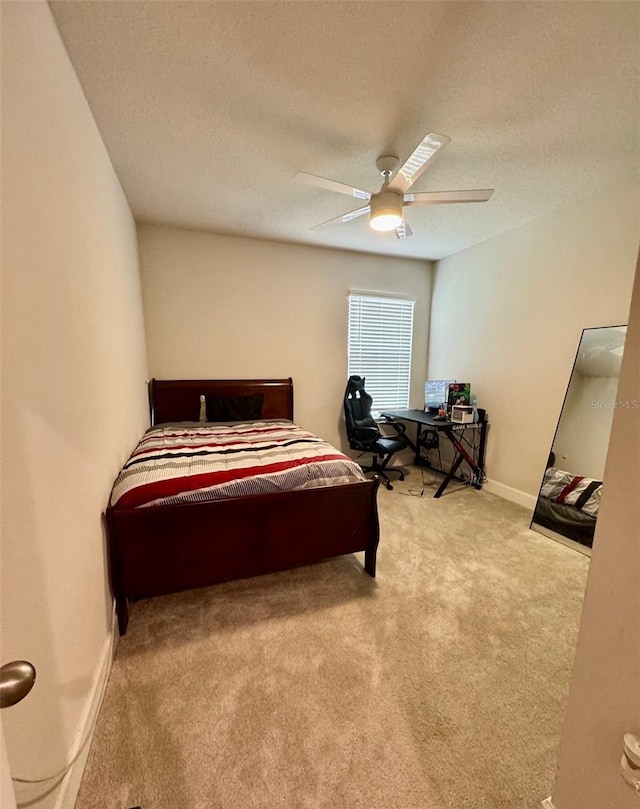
[531,325,627,554]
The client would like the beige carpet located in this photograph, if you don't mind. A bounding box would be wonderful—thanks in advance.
[76,473,589,809]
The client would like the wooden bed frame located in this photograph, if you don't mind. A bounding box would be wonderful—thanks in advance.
[106,378,380,635]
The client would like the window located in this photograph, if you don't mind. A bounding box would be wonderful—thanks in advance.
[348,293,415,415]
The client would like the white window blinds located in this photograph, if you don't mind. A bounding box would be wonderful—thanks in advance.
[348,294,415,414]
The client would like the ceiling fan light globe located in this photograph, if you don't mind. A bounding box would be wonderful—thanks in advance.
[369,191,404,232]
[370,213,403,232]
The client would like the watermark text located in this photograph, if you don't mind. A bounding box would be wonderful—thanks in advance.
[590,400,639,410]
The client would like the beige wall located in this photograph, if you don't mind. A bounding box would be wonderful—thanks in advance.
[138,225,431,450]
[551,257,640,808]
[0,3,148,807]
[552,373,619,481]
[427,183,639,505]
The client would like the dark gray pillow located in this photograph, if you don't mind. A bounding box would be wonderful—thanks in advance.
[206,394,263,422]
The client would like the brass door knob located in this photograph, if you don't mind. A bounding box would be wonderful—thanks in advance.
[0,661,36,708]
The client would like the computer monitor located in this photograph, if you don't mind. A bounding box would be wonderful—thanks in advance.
[424,380,456,411]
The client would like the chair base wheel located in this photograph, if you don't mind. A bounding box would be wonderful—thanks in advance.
[361,466,404,491]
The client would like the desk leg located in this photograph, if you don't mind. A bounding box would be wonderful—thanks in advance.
[476,420,488,487]
[434,453,464,498]
[434,428,482,497]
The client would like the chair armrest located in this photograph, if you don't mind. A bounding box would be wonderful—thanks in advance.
[381,418,407,436]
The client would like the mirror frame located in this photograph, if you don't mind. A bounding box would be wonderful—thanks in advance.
[530,323,627,556]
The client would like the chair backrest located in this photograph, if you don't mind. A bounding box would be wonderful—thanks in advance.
[344,376,380,447]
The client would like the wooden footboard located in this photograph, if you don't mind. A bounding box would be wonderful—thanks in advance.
[106,477,380,635]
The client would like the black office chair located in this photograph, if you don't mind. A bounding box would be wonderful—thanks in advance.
[343,375,407,490]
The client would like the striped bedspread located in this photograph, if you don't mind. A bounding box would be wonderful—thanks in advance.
[539,467,602,517]
[110,421,366,509]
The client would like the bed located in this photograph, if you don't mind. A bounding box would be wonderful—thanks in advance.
[106,378,380,634]
[532,466,601,548]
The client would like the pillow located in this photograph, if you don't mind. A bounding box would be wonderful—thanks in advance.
[205,394,264,422]
[540,467,602,517]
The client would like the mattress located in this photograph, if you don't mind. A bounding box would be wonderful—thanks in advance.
[110,420,365,509]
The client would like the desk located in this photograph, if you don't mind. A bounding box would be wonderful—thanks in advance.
[381,409,488,498]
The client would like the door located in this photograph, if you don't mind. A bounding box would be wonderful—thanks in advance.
[549,256,640,808]
[1,722,17,809]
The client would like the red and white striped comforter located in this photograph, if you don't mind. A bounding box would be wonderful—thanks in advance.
[110,421,365,509]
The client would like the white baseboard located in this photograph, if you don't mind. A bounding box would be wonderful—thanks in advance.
[483,478,537,510]
[53,604,118,809]
[541,798,556,809]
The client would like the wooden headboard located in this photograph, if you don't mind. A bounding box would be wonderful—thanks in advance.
[149,378,294,425]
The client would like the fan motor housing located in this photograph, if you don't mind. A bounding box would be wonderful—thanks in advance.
[370,190,404,221]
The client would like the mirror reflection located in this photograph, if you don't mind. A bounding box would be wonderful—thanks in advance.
[531,325,627,554]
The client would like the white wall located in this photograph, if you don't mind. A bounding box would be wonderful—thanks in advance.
[138,225,431,450]
[427,183,639,505]
[551,256,640,809]
[0,3,148,807]
[552,373,620,480]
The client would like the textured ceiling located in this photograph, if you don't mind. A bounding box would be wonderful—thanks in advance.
[49,1,639,260]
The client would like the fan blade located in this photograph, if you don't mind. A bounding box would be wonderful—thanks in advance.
[310,205,371,231]
[404,189,494,206]
[396,221,413,239]
[295,172,372,201]
[387,133,451,193]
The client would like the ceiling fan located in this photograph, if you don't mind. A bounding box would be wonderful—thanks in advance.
[296,133,494,240]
